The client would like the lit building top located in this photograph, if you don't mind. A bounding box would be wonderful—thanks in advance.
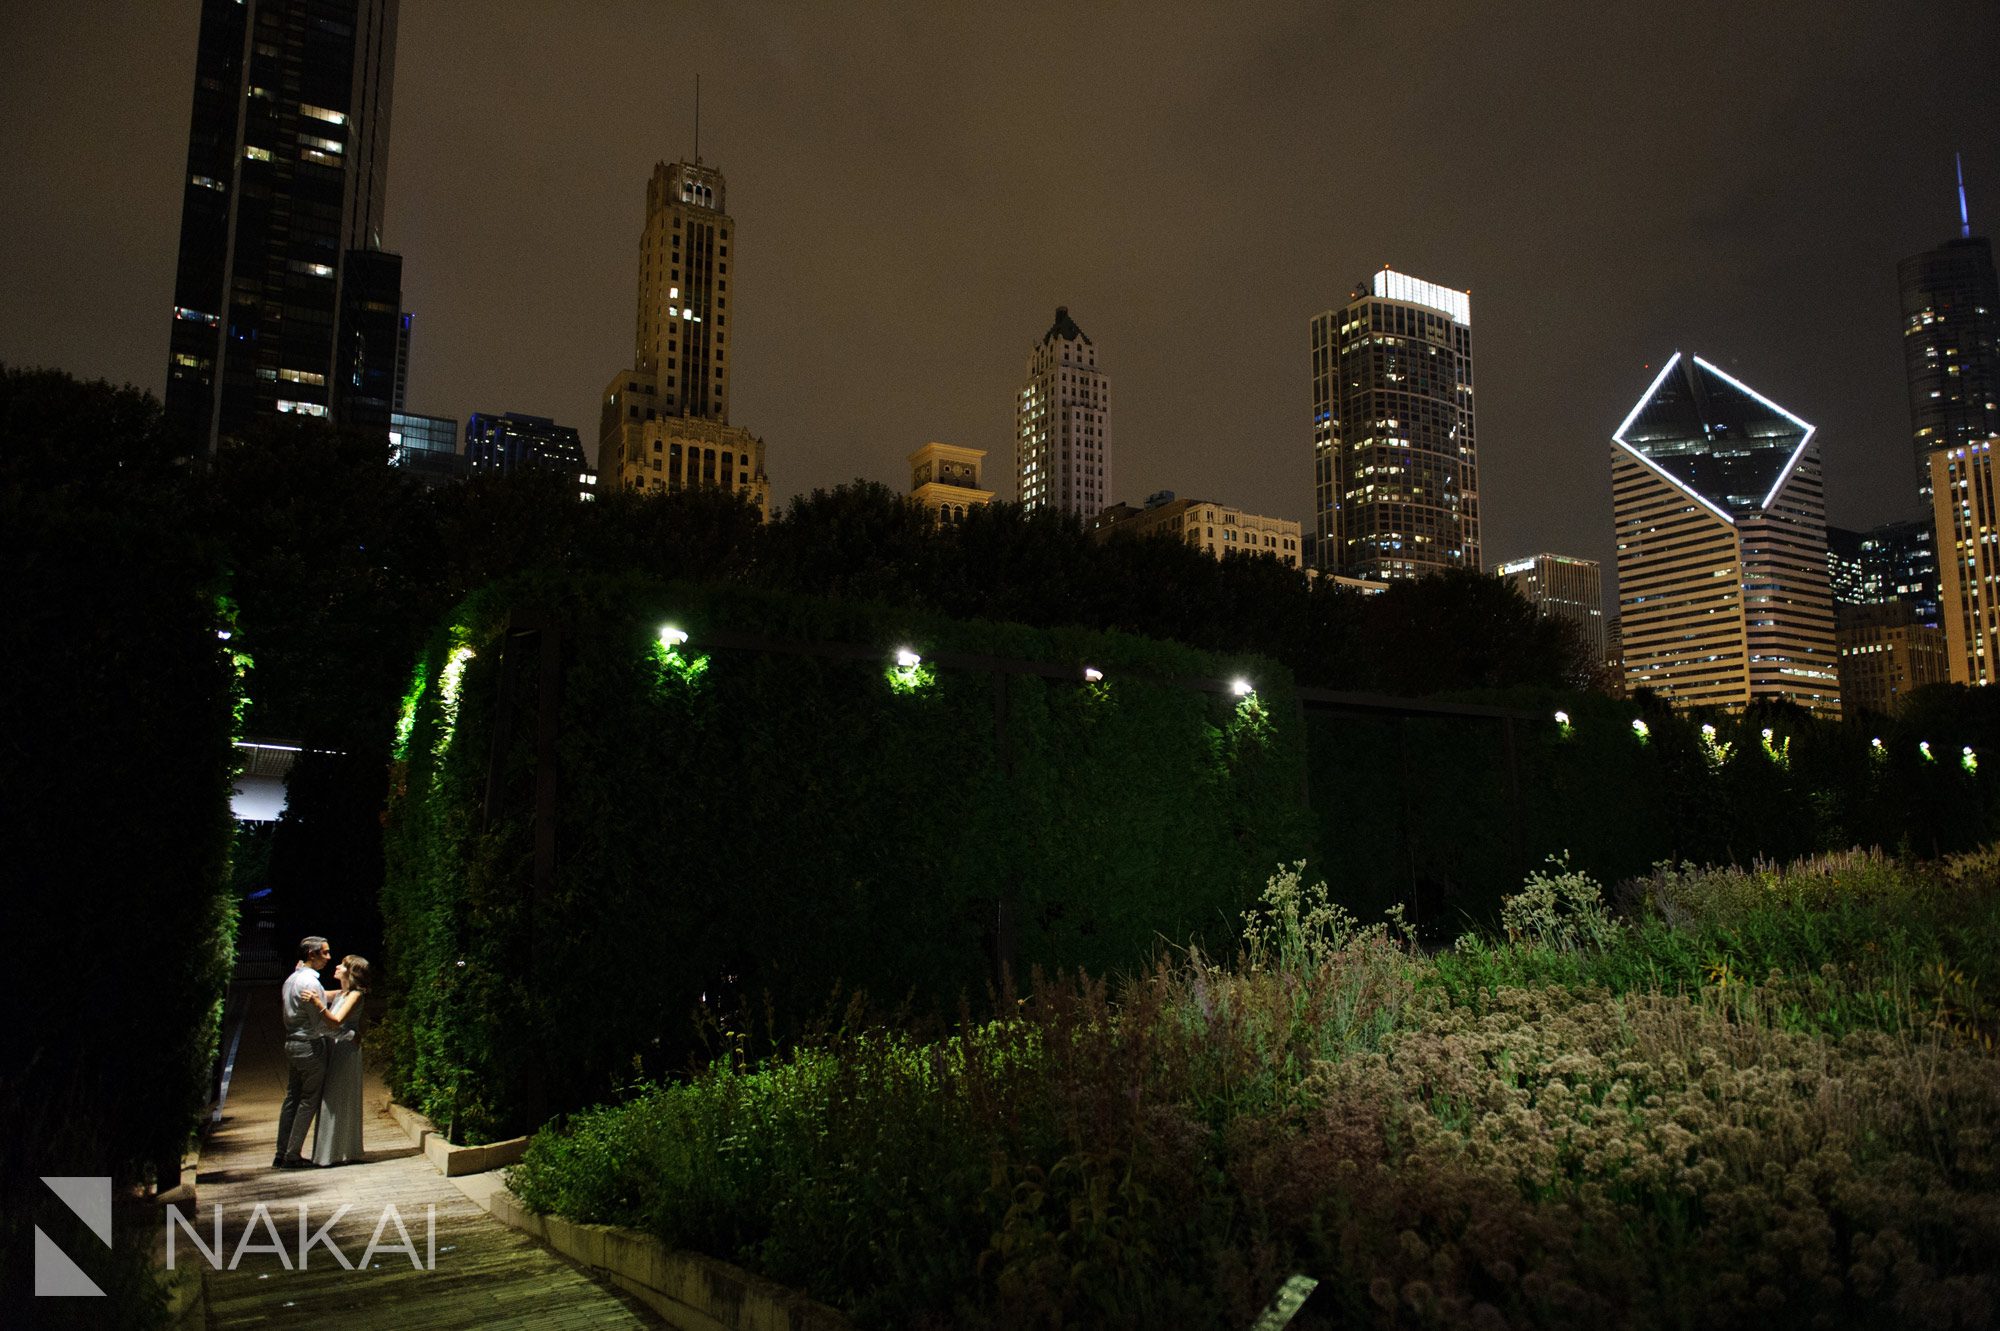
[1370,269,1470,326]
[1613,352,1815,518]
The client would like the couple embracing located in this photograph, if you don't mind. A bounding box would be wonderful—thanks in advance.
[274,935,372,1169]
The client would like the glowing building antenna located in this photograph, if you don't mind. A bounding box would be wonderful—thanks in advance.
[1959,151,1972,240]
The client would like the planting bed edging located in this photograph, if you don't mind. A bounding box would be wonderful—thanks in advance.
[486,1187,852,1331]
[386,1100,529,1177]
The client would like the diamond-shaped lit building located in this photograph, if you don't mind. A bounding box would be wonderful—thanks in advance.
[1610,353,1840,716]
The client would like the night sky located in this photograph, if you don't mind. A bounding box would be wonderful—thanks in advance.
[3,2,1996,583]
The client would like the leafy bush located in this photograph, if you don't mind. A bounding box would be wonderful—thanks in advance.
[383,574,1314,1139]
[511,849,2000,1328]
[1495,854,1620,952]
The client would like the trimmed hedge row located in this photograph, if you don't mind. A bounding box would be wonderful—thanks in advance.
[1306,686,2000,932]
[383,574,1313,1140]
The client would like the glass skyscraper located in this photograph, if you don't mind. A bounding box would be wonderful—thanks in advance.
[1310,270,1478,580]
[1610,353,1839,716]
[165,0,400,454]
[1900,232,1999,502]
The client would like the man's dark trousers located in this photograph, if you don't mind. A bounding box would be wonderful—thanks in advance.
[275,1036,328,1160]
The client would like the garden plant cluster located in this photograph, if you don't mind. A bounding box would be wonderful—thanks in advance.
[510,848,2000,1329]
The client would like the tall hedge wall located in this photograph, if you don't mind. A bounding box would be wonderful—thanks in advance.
[382,575,1313,1140]
[1305,685,2000,931]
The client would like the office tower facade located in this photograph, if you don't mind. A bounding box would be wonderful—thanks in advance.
[1311,269,1479,581]
[1016,307,1110,515]
[1496,554,1607,664]
[388,411,464,484]
[1094,495,1303,569]
[1835,603,1949,716]
[1899,235,1999,500]
[1611,353,1840,716]
[597,158,770,517]
[466,412,587,474]
[1826,526,1867,606]
[1827,519,1940,625]
[1932,439,2000,684]
[908,443,993,525]
[166,0,400,453]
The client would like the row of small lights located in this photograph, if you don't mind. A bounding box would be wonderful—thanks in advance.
[663,626,1255,697]
[1553,709,1978,769]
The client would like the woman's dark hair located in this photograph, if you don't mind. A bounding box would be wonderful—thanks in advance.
[342,955,372,992]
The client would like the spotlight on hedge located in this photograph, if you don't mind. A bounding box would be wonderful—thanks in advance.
[1083,667,1104,684]
[1230,678,1254,697]
[1631,718,1650,741]
[652,623,709,685]
[1920,741,1935,762]
[887,646,935,695]
[1965,746,1980,774]
[1554,710,1570,726]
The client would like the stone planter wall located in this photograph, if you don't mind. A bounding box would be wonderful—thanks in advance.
[386,1101,529,1177]
[486,1188,851,1331]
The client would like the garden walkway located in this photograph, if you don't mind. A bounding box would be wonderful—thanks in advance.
[192,980,655,1328]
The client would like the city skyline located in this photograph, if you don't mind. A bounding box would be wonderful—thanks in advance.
[2,4,1996,589]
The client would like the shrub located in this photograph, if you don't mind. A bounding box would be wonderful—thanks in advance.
[510,848,2000,1328]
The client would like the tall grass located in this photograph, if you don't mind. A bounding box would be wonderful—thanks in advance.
[510,847,2000,1329]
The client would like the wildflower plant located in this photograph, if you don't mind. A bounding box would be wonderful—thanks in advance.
[1498,853,1621,953]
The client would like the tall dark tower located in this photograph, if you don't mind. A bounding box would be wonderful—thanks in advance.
[1898,158,2000,503]
[165,0,400,454]
[1310,269,1479,580]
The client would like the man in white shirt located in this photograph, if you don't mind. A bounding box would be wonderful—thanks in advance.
[275,935,346,1167]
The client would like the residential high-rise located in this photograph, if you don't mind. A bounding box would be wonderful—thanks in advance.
[597,157,770,518]
[1899,164,1999,502]
[165,0,401,453]
[1496,554,1607,664]
[1311,269,1479,580]
[1933,439,2000,684]
[1905,164,1999,683]
[1611,353,1839,716]
[909,443,993,525]
[1016,307,1110,515]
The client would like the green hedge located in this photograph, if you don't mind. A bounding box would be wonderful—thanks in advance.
[2,367,240,1325]
[382,574,1314,1139]
[1302,686,2000,934]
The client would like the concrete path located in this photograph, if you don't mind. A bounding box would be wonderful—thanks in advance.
[192,981,655,1328]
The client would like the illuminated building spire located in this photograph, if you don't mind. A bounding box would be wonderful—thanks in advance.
[1958,151,1972,240]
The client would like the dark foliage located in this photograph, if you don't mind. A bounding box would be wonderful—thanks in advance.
[0,366,237,1321]
[381,575,1314,1140]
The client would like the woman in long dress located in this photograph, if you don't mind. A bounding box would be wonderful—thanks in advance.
[311,956,370,1166]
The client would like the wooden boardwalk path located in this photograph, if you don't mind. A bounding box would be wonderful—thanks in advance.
[192,982,654,1328]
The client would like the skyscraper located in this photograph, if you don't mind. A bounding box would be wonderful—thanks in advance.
[1899,162,1999,502]
[1933,439,2000,685]
[165,0,401,454]
[1311,269,1479,580]
[1016,307,1110,515]
[597,157,770,517]
[1496,554,1607,664]
[1611,353,1839,716]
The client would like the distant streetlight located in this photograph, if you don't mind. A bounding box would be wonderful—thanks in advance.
[1229,678,1254,697]
[1083,667,1104,683]
[659,625,690,648]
